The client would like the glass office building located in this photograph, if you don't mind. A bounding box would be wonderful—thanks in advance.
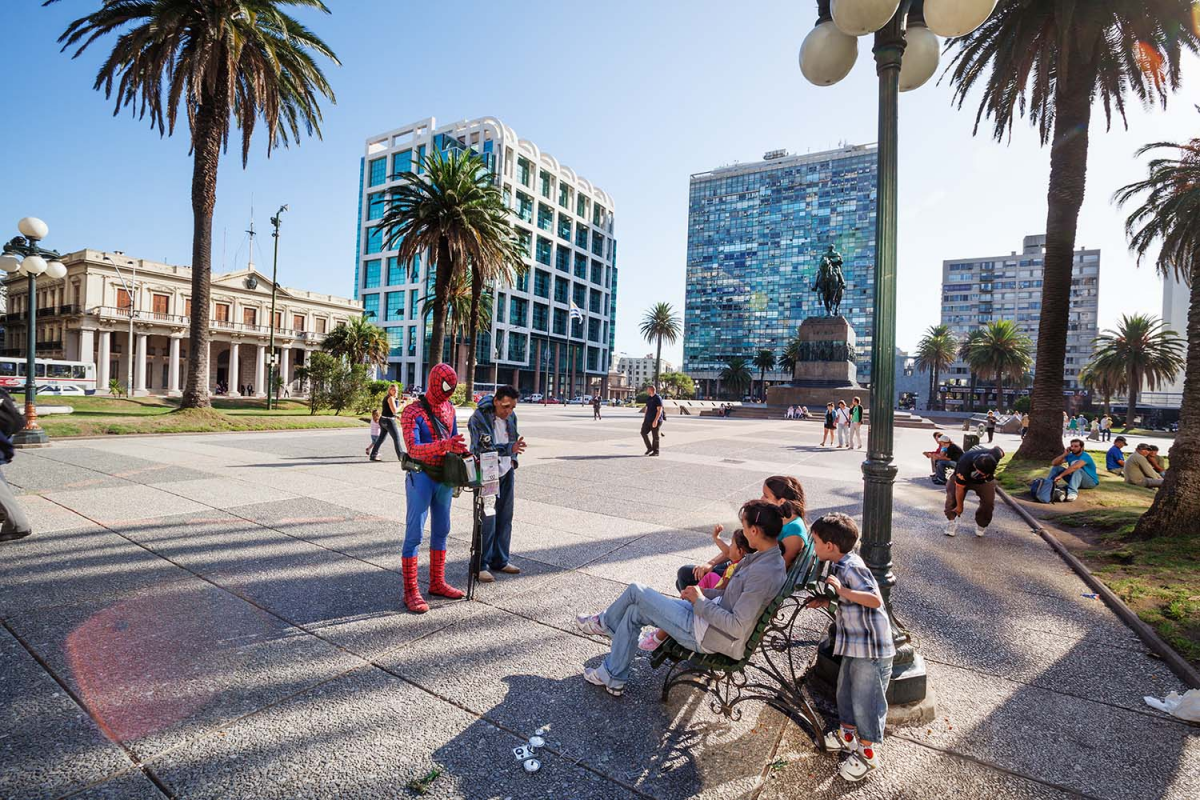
[684,145,878,392]
[356,117,617,396]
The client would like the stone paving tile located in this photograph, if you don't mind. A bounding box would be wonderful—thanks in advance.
[11,493,95,533]
[308,486,407,523]
[148,476,299,509]
[41,484,211,524]
[6,580,361,762]
[494,520,650,570]
[580,528,720,597]
[149,666,639,800]
[1,457,129,493]
[0,625,133,800]
[221,463,363,497]
[485,568,629,637]
[378,606,783,799]
[68,768,168,800]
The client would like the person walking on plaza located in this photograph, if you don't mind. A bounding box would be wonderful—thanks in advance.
[369,384,405,462]
[835,400,851,448]
[1020,412,1030,439]
[642,384,664,456]
[821,402,837,447]
[469,385,527,582]
[592,395,602,421]
[366,409,382,456]
[945,446,1003,538]
[986,410,997,443]
[1099,414,1111,442]
[849,396,865,449]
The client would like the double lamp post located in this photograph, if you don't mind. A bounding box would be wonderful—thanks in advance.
[798,0,998,705]
[0,217,70,447]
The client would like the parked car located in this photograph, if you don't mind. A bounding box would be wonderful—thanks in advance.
[528,393,544,402]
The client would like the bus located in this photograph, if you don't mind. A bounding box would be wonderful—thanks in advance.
[0,358,98,395]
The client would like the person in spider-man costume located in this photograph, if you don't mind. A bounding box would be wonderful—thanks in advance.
[399,362,471,613]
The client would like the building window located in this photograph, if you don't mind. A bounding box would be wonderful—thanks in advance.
[534,270,551,298]
[416,144,426,173]
[591,260,603,285]
[537,204,554,232]
[214,303,230,322]
[409,289,420,319]
[365,227,383,255]
[587,346,599,371]
[517,157,532,187]
[411,253,422,282]
[539,170,552,199]
[575,225,589,249]
[536,237,552,266]
[392,149,412,176]
[553,246,569,273]
[509,297,527,327]
[152,294,169,315]
[557,213,572,241]
[533,303,549,331]
[589,288,601,314]
[386,291,404,321]
[593,204,604,227]
[496,293,506,323]
[553,308,567,335]
[363,259,382,288]
[554,276,569,303]
[576,194,588,219]
[363,293,380,321]
[388,328,403,357]
[367,192,386,220]
[588,318,601,342]
[509,332,527,362]
[243,307,257,326]
[292,314,304,331]
[273,311,283,330]
[516,271,529,293]
[117,289,132,311]
[559,183,571,209]
[317,317,327,334]
[516,228,532,257]
[387,257,404,286]
[572,284,586,310]
[368,157,386,187]
[517,192,534,223]
[574,253,588,280]
[185,299,192,317]
[591,232,605,257]
[502,185,512,209]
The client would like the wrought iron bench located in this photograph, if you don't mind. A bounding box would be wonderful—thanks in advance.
[649,542,833,747]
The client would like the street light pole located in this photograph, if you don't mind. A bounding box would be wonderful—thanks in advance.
[102,254,138,398]
[267,205,288,410]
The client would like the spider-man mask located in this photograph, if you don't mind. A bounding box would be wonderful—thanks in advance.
[426,363,458,405]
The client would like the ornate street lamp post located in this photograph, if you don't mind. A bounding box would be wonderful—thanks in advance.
[0,217,70,447]
[267,204,288,410]
[799,0,998,705]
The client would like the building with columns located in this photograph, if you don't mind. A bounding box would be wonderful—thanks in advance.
[2,249,362,397]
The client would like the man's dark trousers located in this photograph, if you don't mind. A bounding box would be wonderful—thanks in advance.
[641,421,659,454]
[481,470,515,570]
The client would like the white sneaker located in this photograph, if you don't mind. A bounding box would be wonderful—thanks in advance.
[574,613,610,638]
[975,526,986,538]
[582,666,623,696]
[823,727,858,753]
[945,518,958,537]
[476,570,495,583]
[839,743,880,782]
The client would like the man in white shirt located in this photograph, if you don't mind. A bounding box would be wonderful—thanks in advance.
[835,400,852,448]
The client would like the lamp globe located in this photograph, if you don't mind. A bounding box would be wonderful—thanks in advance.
[0,255,21,273]
[800,21,859,86]
[21,255,47,276]
[898,23,940,92]
[17,217,49,241]
[923,0,998,38]
[45,261,68,280]
[831,0,902,36]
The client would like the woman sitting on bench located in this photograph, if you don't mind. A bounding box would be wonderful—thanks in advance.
[574,500,788,697]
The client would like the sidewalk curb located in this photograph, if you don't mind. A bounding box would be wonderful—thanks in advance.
[996,486,1200,690]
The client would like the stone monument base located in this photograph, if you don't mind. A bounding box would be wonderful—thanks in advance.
[766,316,869,409]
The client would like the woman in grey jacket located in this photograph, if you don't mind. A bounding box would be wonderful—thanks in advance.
[575,500,787,696]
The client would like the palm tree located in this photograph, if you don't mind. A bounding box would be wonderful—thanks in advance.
[1115,136,1200,538]
[1078,357,1125,419]
[1090,315,1184,433]
[380,150,517,368]
[52,0,339,410]
[322,315,389,371]
[752,349,776,401]
[946,1,1197,459]
[958,329,987,412]
[780,332,802,376]
[915,325,957,411]
[719,357,753,399]
[968,321,1034,412]
[639,302,682,389]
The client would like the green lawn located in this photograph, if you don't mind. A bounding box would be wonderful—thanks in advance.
[997,452,1199,668]
[30,394,367,437]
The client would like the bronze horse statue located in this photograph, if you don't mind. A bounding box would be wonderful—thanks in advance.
[812,245,846,318]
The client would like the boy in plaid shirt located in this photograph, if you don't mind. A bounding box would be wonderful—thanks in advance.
[811,512,895,782]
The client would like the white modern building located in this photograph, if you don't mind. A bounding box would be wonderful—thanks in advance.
[940,234,1100,404]
[3,249,361,396]
[356,117,618,396]
[618,352,674,389]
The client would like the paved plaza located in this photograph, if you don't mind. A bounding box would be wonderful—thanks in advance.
[1,406,1196,799]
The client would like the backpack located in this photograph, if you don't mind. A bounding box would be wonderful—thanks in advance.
[1030,477,1054,504]
[0,389,23,439]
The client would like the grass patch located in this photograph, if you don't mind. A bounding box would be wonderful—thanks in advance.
[405,767,443,796]
[997,452,1199,669]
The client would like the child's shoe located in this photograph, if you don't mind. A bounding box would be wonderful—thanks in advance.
[823,726,858,753]
[638,629,664,651]
[839,742,880,782]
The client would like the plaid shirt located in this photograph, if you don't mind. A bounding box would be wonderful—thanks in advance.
[832,552,895,660]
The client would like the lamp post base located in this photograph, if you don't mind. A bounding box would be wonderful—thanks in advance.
[814,638,935,722]
[12,427,50,448]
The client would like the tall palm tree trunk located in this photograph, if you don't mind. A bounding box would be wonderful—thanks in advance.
[654,334,663,389]
[933,366,941,410]
[1134,265,1200,539]
[1122,365,1140,433]
[181,89,226,410]
[464,271,483,403]
[428,237,452,365]
[760,366,766,400]
[1016,53,1098,460]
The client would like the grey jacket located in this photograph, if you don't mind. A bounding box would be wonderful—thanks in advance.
[691,546,787,659]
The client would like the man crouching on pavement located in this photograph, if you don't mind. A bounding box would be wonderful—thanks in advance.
[468,385,527,582]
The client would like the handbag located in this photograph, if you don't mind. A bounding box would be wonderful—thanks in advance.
[415,395,476,488]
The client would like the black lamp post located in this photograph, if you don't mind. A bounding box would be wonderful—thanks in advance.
[799,0,998,706]
[1,218,70,447]
[266,204,287,410]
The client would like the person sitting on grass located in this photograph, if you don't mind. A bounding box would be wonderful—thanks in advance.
[640,527,751,652]
[575,500,786,697]
[1106,436,1127,475]
[1050,439,1098,502]
[1147,444,1165,474]
[1123,443,1165,488]
[809,512,895,783]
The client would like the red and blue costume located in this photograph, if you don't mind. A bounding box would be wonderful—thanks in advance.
[399,363,470,613]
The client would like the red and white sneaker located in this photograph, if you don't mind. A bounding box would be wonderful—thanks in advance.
[839,742,880,782]
[823,726,858,753]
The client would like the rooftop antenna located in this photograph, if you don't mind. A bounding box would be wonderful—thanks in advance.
[246,213,256,272]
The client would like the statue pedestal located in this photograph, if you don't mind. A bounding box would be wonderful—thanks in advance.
[766,316,868,408]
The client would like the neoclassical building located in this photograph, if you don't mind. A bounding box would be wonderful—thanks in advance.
[2,249,362,396]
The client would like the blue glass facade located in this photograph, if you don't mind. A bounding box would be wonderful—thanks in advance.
[684,145,878,381]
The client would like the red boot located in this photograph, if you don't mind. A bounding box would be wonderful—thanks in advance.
[402,556,428,614]
[428,550,464,600]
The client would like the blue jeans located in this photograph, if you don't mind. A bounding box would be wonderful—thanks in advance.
[1049,465,1098,496]
[837,655,893,744]
[403,472,453,558]
[480,470,515,570]
[598,583,700,687]
[370,416,404,460]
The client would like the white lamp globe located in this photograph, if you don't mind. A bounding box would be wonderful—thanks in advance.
[800,21,859,86]
[924,0,998,38]
[17,217,49,241]
[0,255,22,273]
[899,23,940,92]
[832,0,902,36]
[21,255,47,276]
[45,261,67,280]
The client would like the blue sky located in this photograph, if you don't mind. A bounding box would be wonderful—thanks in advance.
[2,1,1196,367]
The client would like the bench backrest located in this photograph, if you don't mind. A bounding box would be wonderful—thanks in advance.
[738,538,817,661]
